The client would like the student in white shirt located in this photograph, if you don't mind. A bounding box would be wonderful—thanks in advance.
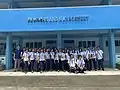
[96,46,104,71]
[23,49,29,73]
[54,50,59,72]
[76,55,85,73]
[83,48,90,71]
[45,49,51,71]
[91,48,97,71]
[39,49,46,73]
[50,49,55,71]
[88,48,93,71]
[65,49,70,71]
[61,49,66,71]
[68,54,76,73]
[20,48,25,72]
[34,49,40,72]
[29,48,35,73]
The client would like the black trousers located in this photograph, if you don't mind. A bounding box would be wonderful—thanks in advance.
[50,59,54,71]
[88,59,92,71]
[34,60,38,71]
[61,61,65,71]
[64,60,68,71]
[98,59,104,70]
[39,61,45,71]
[84,59,89,70]
[54,60,59,71]
[92,58,97,70]
[20,59,24,71]
[24,61,28,72]
[46,59,50,71]
[30,60,35,71]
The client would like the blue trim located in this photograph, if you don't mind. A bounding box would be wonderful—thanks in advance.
[108,30,116,68]
[5,33,12,70]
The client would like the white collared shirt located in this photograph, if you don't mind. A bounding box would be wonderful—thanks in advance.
[76,59,85,67]
[55,53,60,61]
[35,52,40,60]
[83,50,90,60]
[45,52,50,59]
[39,52,45,61]
[50,52,55,59]
[96,50,103,60]
[61,53,66,61]
[29,52,35,60]
[91,51,96,59]
[69,58,76,68]
[23,52,29,61]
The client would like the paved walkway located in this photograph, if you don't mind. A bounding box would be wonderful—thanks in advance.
[0,70,120,76]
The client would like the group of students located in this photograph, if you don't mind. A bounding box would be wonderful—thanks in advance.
[13,46,104,74]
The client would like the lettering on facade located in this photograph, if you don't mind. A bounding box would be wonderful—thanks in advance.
[28,16,89,23]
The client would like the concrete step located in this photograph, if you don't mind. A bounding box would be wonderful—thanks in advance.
[0,75,120,90]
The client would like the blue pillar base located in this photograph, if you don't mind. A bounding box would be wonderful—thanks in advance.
[108,30,116,68]
[5,33,12,70]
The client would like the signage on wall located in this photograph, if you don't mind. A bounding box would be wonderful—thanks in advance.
[28,16,89,23]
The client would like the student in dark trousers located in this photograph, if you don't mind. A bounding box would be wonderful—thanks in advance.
[54,50,59,72]
[39,49,45,73]
[29,48,35,73]
[61,49,66,71]
[34,49,39,72]
[96,46,104,71]
[14,45,21,72]
[20,48,25,72]
[88,48,92,71]
[91,48,97,71]
[23,49,29,74]
[50,49,55,71]
[45,49,50,71]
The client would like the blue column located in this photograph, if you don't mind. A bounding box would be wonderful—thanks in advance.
[99,35,104,50]
[6,33,13,70]
[108,30,116,68]
[57,33,62,48]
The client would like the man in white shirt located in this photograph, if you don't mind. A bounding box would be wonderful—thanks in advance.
[23,49,29,74]
[91,47,97,71]
[54,50,59,72]
[83,48,90,71]
[34,49,39,72]
[61,49,66,71]
[29,49,35,73]
[45,49,51,71]
[50,49,55,71]
[96,46,104,71]
[39,49,46,73]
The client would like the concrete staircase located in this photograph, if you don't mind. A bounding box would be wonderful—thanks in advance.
[0,75,120,90]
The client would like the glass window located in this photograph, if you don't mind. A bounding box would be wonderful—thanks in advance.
[83,41,86,48]
[92,41,95,47]
[79,41,82,47]
[87,41,91,47]
[34,42,38,48]
[64,40,74,43]
[106,41,108,47]
[46,40,56,44]
[26,42,29,48]
[115,40,119,46]
[38,42,42,48]
[30,42,33,48]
